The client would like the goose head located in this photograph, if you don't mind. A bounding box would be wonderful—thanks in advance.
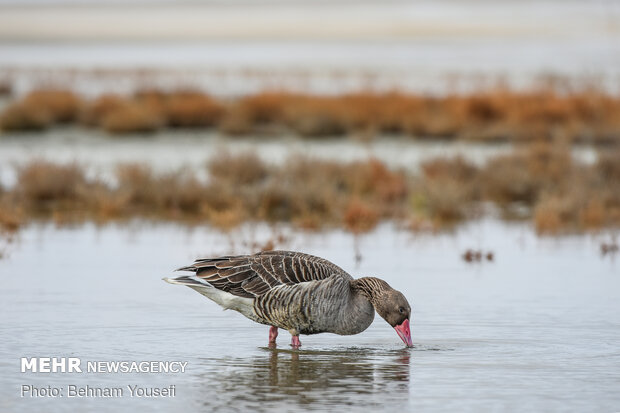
[374,289,413,348]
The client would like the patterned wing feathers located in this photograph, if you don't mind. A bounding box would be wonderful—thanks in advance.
[176,251,350,298]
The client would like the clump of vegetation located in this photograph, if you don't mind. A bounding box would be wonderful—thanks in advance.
[207,152,269,186]
[79,94,128,127]
[414,156,480,224]
[0,198,21,232]
[481,143,573,206]
[118,165,206,216]
[17,161,89,204]
[2,87,620,143]
[100,101,163,134]
[238,92,295,125]
[0,102,53,131]
[283,96,349,137]
[1,90,81,131]
[1,145,619,234]
[343,199,379,233]
[165,91,224,128]
[482,144,620,234]
[25,90,81,123]
[0,80,12,96]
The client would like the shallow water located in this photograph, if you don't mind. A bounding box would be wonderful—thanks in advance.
[1,220,619,412]
[1,1,620,95]
[0,129,602,188]
[0,130,517,187]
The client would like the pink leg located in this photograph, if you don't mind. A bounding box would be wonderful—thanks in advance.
[269,326,278,344]
[291,335,301,348]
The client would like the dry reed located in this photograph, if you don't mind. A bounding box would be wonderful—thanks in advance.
[3,144,620,233]
[1,87,619,143]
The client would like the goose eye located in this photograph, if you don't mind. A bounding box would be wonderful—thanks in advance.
[399,307,405,314]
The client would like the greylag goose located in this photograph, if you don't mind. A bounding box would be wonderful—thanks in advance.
[164,250,412,348]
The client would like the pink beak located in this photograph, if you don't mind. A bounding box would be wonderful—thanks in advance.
[394,319,413,347]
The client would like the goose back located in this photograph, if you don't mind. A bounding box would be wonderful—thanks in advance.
[177,250,352,298]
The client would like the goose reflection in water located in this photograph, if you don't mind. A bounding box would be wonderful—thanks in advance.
[192,347,411,411]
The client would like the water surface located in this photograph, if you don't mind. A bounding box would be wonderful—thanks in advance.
[1,0,619,94]
[0,129,602,188]
[1,220,619,411]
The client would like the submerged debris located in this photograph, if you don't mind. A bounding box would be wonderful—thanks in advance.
[462,249,495,263]
[600,240,619,256]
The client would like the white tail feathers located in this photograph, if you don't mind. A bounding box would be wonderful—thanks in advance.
[163,276,202,286]
[163,275,256,320]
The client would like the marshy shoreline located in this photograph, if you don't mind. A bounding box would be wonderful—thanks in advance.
[1,86,619,237]
[0,143,618,236]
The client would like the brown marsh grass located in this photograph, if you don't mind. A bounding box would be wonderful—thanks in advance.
[22,90,81,123]
[79,94,128,126]
[408,156,480,225]
[0,198,22,232]
[17,161,88,204]
[218,92,293,135]
[1,90,81,131]
[100,101,163,134]
[2,88,620,143]
[207,152,269,186]
[343,199,380,233]
[2,145,619,233]
[0,80,12,96]
[165,91,224,128]
[0,102,53,131]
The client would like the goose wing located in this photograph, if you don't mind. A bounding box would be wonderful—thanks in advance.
[176,250,351,299]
